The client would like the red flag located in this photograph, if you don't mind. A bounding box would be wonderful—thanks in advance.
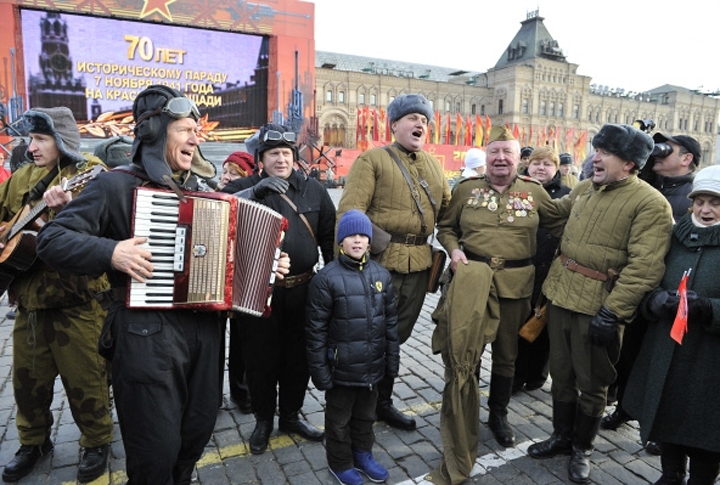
[433,111,441,144]
[372,109,380,142]
[512,123,520,140]
[465,115,473,146]
[445,113,451,144]
[455,113,463,146]
[574,130,588,161]
[475,114,484,146]
[670,270,691,344]
[356,108,362,144]
[528,125,534,146]
[565,128,575,153]
[484,115,492,146]
[386,109,392,142]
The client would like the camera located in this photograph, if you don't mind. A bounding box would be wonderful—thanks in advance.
[651,142,673,159]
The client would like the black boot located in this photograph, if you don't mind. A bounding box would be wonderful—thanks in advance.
[172,462,196,485]
[2,438,53,482]
[487,374,515,447]
[77,443,109,483]
[278,411,324,441]
[654,442,687,485]
[249,417,274,455]
[687,458,720,485]
[568,412,601,484]
[375,375,416,431]
[528,400,576,458]
[600,407,631,430]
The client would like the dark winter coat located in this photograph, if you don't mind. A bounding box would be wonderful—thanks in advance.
[655,173,694,221]
[623,213,720,453]
[305,253,399,390]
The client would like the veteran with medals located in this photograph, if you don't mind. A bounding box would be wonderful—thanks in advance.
[430,126,566,484]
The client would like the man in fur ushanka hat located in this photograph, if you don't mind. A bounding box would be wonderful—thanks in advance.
[528,124,674,484]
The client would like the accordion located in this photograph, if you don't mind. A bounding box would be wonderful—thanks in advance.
[127,187,287,316]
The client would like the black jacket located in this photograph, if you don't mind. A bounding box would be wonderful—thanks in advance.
[36,166,197,287]
[223,170,336,274]
[305,253,399,390]
[655,173,693,221]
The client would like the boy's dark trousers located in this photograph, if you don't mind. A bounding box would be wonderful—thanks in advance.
[325,385,377,471]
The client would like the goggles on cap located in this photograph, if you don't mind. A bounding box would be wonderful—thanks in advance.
[136,96,200,124]
[262,130,296,144]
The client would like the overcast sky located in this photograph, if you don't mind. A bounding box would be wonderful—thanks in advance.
[309,0,719,95]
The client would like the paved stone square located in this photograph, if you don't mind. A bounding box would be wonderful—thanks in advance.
[0,188,695,484]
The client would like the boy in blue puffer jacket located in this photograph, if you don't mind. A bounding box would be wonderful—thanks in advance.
[306,209,400,485]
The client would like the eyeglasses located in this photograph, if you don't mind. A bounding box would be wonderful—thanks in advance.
[135,96,200,124]
[262,130,296,144]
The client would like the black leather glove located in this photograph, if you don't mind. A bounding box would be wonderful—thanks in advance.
[588,306,621,347]
[688,297,713,325]
[234,176,289,200]
[647,290,681,319]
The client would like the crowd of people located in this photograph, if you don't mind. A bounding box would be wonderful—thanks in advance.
[0,85,716,485]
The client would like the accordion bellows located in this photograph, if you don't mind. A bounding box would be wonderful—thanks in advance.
[128,187,287,317]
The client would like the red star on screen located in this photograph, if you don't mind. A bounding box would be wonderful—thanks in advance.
[140,0,177,21]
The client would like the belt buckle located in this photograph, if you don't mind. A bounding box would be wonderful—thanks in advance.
[404,235,415,245]
[283,275,297,289]
[490,257,505,270]
[564,257,576,269]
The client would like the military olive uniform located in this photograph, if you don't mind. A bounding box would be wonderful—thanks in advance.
[0,158,112,448]
[437,174,565,378]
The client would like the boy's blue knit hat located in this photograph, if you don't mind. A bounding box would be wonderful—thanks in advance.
[337,209,372,244]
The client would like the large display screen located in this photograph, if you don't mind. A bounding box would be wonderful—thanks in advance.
[21,9,267,131]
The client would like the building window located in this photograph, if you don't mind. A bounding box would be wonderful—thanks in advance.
[471,103,476,114]
[540,101,546,116]
[359,93,365,105]
[339,91,345,103]
[522,98,528,114]
[326,90,332,102]
[498,100,504,115]
[573,104,579,119]
[558,103,564,118]
[429,100,434,110]
[480,105,485,116]
[370,94,376,106]
[549,102,555,117]
[456,102,461,113]
[445,101,451,112]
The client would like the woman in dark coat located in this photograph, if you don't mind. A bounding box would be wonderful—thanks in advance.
[513,146,571,393]
[624,165,720,485]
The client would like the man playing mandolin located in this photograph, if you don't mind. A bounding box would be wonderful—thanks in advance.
[0,107,113,483]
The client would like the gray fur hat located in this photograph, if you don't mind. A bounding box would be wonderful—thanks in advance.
[23,107,85,166]
[387,93,433,124]
[592,123,653,170]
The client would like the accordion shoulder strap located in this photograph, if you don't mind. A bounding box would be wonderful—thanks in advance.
[280,193,317,245]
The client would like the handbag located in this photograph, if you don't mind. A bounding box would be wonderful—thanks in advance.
[518,303,548,342]
[426,247,447,293]
[369,222,392,258]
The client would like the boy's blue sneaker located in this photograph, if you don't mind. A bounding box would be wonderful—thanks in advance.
[329,467,364,485]
[353,449,389,483]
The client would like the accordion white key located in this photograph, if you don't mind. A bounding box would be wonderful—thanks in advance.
[127,187,287,317]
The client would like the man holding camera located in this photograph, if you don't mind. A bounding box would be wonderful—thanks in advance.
[647,133,702,220]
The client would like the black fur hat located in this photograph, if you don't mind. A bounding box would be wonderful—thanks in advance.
[387,93,433,124]
[592,124,653,170]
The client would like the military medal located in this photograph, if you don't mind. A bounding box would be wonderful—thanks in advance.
[488,197,498,212]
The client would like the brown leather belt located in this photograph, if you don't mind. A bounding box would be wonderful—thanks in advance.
[464,249,532,269]
[390,234,428,245]
[275,270,314,289]
[559,254,608,282]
